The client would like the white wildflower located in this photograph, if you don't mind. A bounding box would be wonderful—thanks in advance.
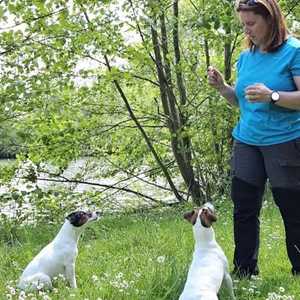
[157,256,166,264]
[6,285,16,295]
[116,272,123,279]
[18,291,26,300]
[279,287,285,293]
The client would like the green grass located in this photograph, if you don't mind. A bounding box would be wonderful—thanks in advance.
[1,199,299,299]
[0,159,14,166]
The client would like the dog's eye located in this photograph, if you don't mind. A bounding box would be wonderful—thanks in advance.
[76,212,84,219]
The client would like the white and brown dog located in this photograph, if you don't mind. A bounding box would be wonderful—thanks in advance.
[18,211,100,291]
[179,203,235,300]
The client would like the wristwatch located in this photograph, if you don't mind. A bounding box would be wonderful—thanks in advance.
[270,91,280,104]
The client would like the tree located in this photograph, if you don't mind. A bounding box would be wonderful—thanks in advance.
[0,0,299,205]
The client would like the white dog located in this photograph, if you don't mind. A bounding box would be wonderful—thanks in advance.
[18,211,100,290]
[179,203,235,300]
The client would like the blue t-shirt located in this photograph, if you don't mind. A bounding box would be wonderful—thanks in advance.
[233,36,300,145]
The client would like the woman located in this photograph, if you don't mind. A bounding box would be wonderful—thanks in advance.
[208,0,300,277]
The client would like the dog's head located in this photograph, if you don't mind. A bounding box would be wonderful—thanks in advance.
[66,211,101,227]
[183,202,217,228]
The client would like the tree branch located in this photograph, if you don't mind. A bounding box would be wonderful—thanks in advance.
[32,176,162,203]
[0,8,67,31]
[104,54,183,202]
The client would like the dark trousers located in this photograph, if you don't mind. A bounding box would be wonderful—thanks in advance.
[231,177,264,274]
[232,177,300,274]
[272,188,300,273]
[231,139,300,275]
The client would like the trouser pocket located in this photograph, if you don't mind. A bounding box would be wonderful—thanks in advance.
[263,137,300,189]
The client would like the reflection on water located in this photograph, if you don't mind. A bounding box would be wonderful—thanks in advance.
[0,158,180,218]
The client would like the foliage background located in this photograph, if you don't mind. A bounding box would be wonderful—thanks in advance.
[0,0,299,212]
[0,2,300,299]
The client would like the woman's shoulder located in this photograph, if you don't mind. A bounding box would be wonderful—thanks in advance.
[238,49,251,59]
[284,36,300,49]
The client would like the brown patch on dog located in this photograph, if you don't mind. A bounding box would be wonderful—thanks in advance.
[183,207,217,227]
[183,208,200,225]
[66,211,91,227]
[200,208,217,227]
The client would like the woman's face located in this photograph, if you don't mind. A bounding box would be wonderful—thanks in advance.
[239,10,270,50]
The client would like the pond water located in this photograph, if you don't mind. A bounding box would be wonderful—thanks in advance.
[0,158,179,217]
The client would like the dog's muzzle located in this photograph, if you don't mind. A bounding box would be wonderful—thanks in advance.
[90,211,101,220]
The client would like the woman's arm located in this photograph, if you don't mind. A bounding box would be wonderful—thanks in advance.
[207,66,238,106]
[245,77,300,110]
[218,84,238,106]
[273,77,300,110]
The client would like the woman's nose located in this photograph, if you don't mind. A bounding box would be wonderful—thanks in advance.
[244,27,251,35]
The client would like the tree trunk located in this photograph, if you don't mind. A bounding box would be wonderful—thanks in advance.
[150,3,205,205]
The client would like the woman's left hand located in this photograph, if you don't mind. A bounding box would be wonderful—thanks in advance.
[245,83,272,102]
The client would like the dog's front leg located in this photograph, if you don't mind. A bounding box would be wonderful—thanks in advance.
[223,272,235,300]
[65,263,77,288]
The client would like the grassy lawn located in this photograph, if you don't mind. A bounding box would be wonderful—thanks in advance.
[0,198,299,299]
[0,159,16,169]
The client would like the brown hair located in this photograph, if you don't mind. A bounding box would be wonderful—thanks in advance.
[236,0,288,52]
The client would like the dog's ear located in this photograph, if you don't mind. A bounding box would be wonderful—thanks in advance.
[183,209,199,225]
[207,209,217,223]
[183,210,194,223]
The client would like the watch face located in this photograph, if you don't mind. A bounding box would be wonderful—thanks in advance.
[271,92,280,101]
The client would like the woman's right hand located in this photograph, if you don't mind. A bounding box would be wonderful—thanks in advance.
[207,66,225,92]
